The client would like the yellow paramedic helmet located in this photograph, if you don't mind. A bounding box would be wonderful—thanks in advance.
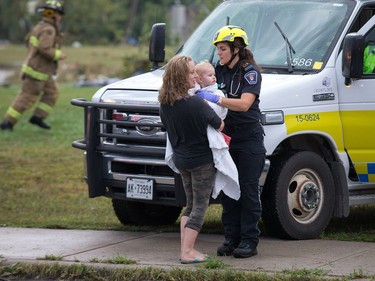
[213,25,249,46]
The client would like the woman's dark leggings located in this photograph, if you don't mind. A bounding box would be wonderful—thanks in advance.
[179,162,216,232]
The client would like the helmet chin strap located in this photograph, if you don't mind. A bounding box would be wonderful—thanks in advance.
[226,51,238,66]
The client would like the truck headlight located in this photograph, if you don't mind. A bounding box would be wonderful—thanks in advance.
[261,110,284,125]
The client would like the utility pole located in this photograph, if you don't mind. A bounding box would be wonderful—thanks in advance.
[126,0,139,40]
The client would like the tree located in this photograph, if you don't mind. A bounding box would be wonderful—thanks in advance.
[0,0,29,42]
[63,0,126,45]
[0,0,222,45]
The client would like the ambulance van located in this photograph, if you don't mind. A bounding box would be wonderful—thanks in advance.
[72,0,375,240]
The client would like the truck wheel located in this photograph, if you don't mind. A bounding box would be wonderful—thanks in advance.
[112,199,182,226]
[261,151,335,240]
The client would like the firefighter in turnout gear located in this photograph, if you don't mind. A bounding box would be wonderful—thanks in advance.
[0,0,66,131]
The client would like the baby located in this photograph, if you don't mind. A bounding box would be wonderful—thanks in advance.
[195,61,230,144]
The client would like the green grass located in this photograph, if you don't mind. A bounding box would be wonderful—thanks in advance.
[37,255,63,261]
[0,262,348,281]
[0,44,177,84]
[0,44,146,68]
[0,84,122,230]
[89,255,136,265]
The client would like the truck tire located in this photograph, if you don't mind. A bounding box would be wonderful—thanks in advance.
[112,199,182,226]
[261,151,335,240]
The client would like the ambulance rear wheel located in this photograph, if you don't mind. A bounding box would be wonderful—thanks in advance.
[261,151,335,240]
[112,199,182,226]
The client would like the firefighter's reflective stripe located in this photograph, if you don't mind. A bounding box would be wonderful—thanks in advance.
[6,107,21,120]
[29,35,39,47]
[355,163,375,182]
[54,49,62,60]
[37,102,53,114]
[22,64,49,81]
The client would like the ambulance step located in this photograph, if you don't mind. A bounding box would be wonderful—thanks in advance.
[349,193,375,205]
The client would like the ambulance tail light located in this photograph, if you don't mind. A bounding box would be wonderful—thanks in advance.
[261,110,284,125]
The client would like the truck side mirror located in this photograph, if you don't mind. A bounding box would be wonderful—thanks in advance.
[342,33,364,86]
[149,23,166,70]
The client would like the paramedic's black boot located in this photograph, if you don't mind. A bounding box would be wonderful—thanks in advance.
[233,242,258,258]
[29,116,51,130]
[0,120,13,131]
[217,240,238,256]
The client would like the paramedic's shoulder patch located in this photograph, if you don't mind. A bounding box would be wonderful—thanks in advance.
[244,70,258,85]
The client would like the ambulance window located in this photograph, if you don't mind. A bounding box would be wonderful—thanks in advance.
[349,7,375,32]
[348,6,375,75]
[365,27,375,43]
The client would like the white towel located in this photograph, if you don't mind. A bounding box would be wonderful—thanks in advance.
[165,84,240,200]
[165,128,240,201]
[207,126,240,200]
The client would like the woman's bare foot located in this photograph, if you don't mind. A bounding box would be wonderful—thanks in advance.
[180,249,204,261]
[180,253,207,264]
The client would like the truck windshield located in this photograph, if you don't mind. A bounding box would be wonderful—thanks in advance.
[177,0,354,73]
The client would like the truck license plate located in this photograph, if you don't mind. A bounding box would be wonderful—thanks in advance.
[126,178,153,200]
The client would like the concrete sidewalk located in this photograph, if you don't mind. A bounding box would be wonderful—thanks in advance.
[0,227,374,278]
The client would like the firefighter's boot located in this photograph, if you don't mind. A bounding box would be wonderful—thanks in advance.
[29,116,51,130]
[0,120,13,131]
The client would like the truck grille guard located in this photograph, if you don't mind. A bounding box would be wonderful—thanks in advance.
[70,98,181,201]
[71,98,165,154]
[70,98,269,203]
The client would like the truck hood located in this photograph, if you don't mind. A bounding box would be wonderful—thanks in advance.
[115,69,164,90]
[104,70,300,92]
[94,69,317,111]
[92,69,164,102]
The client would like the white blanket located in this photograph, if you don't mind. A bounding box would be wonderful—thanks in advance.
[165,127,240,200]
[165,84,240,200]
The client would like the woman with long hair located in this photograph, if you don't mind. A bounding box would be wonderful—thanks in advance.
[159,55,224,264]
